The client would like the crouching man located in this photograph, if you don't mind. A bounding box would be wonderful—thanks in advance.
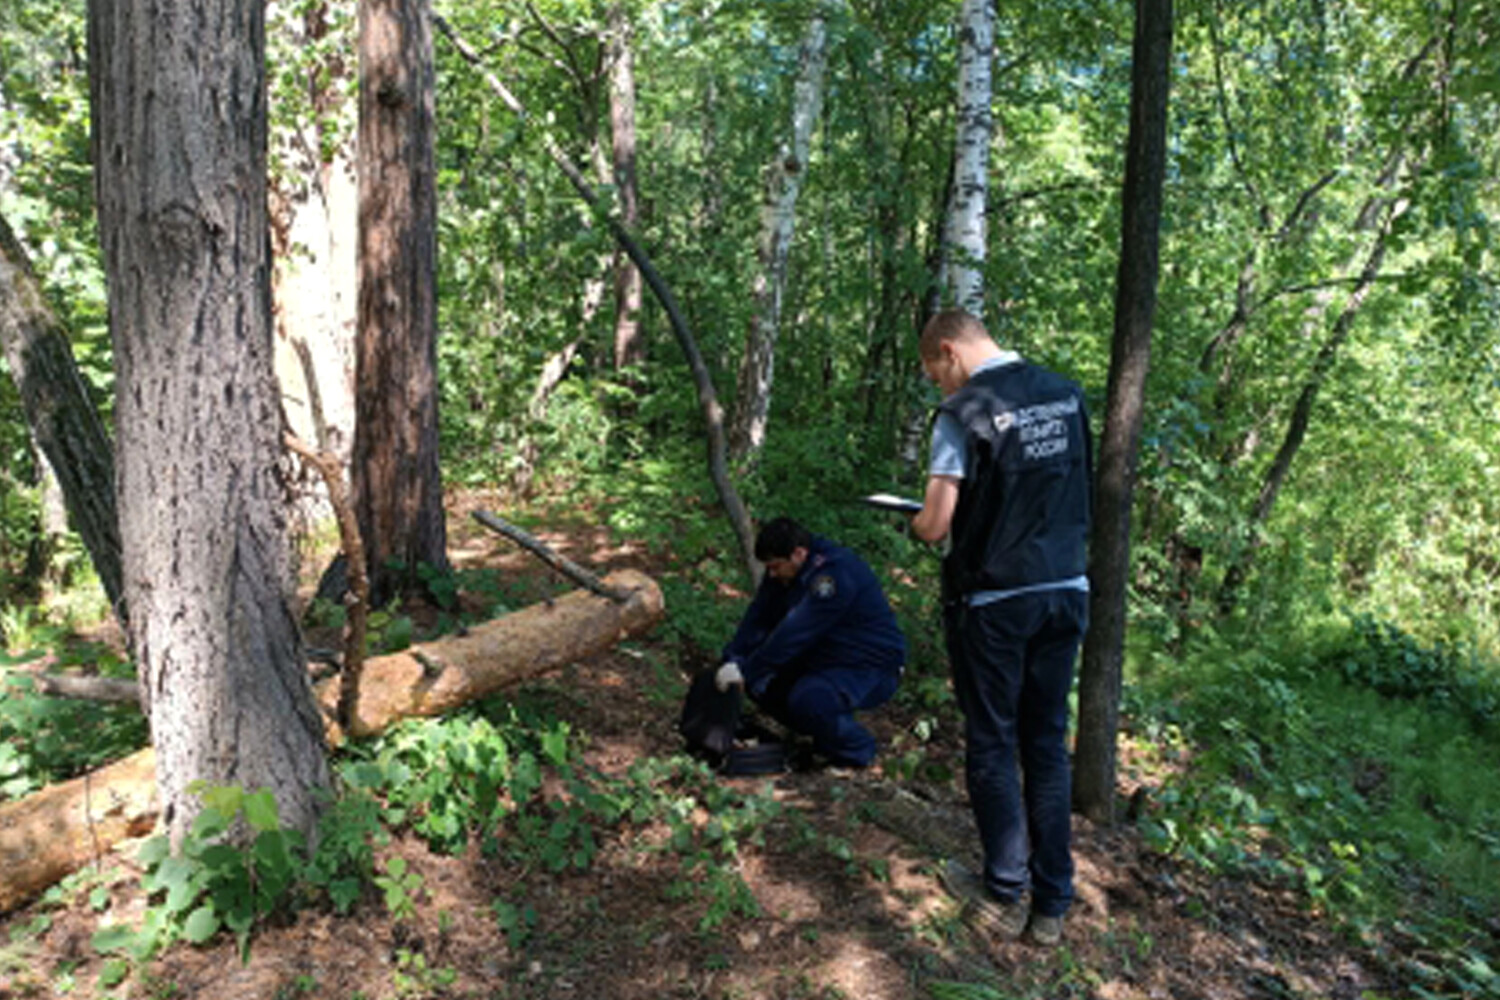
[716,517,905,769]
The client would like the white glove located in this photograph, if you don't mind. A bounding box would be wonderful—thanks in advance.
[715,661,744,692]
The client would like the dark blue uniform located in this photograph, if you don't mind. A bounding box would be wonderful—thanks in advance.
[722,537,905,766]
[937,359,1092,919]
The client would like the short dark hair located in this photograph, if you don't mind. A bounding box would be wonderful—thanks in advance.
[755,517,812,561]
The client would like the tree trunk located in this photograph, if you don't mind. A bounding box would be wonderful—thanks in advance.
[270,1,359,472]
[87,0,331,842]
[941,0,995,316]
[607,3,645,371]
[729,14,827,463]
[0,570,664,913]
[0,212,124,620]
[354,0,450,604]
[1073,0,1174,826]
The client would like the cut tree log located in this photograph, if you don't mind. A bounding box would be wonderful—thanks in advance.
[313,567,664,740]
[0,569,664,913]
[0,748,157,913]
[26,672,140,704]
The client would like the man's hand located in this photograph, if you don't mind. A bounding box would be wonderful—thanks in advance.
[715,661,744,692]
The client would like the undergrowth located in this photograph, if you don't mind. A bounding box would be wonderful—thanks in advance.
[1130,613,1500,998]
[73,692,787,990]
[0,631,148,801]
[6,493,1499,998]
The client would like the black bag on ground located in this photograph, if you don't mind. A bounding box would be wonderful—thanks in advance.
[678,669,790,775]
[678,667,742,765]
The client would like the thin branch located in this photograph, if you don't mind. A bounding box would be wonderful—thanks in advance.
[283,431,368,731]
[1208,0,1266,222]
[1253,271,1415,311]
[472,509,632,603]
[523,0,604,95]
[1275,170,1339,240]
[26,672,140,704]
[515,38,579,83]
[988,178,1100,212]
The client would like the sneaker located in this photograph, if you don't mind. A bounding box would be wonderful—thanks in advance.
[940,859,1028,941]
[1027,913,1063,947]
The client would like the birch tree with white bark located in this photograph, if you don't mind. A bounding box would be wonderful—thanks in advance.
[941,0,995,317]
[729,13,828,463]
[608,3,645,371]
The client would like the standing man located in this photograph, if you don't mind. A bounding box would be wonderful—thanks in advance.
[909,309,1092,947]
[716,517,905,769]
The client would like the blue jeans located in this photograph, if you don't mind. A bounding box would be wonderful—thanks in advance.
[944,589,1087,918]
[754,664,900,767]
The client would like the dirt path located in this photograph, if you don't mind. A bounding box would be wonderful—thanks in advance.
[0,516,1398,999]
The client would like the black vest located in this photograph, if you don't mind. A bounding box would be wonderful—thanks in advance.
[938,361,1092,601]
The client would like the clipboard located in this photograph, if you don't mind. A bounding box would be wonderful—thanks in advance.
[858,492,923,513]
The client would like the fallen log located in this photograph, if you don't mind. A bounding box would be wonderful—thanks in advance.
[313,567,664,740]
[0,747,157,913]
[0,569,664,913]
[25,672,140,704]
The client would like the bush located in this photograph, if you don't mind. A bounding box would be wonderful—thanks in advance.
[1335,615,1500,735]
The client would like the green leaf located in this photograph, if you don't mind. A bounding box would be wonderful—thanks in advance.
[541,725,570,767]
[344,762,385,789]
[153,855,197,899]
[200,784,245,818]
[243,789,280,832]
[136,835,171,868]
[253,830,293,877]
[190,805,231,841]
[182,905,221,944]
[97,957,130,988]
[91,924,137,955]
[329,877,362,914]
[164,874,202,915]
[197,843,243,874]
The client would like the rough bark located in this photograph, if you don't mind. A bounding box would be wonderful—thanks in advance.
[0,212,124,620]
[942,0,995,316]
[607,3,645,371]
[1073,0,1174,825]
[0,570,665,913]
[354,0,450,603]
[729,14,827,462]
[436,16,760,586]
[88,0,332,843]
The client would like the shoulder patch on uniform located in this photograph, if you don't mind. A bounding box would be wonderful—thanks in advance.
[811,574,837,599]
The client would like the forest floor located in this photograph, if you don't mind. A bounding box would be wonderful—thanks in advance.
[0,498,1405,1000]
